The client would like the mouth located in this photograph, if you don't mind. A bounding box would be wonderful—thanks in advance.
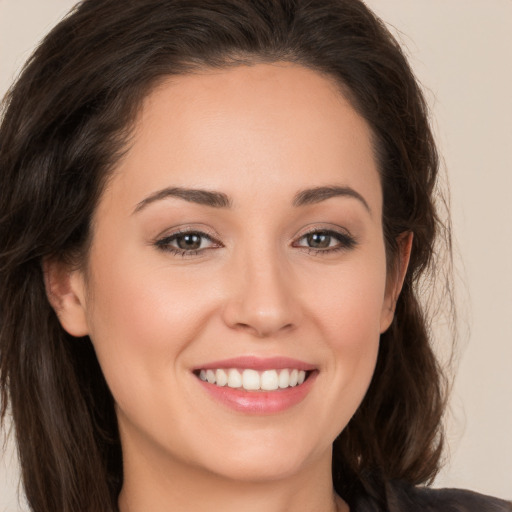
[195,368,310,391]
[192,357,317,414]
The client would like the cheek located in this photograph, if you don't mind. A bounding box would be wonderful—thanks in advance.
[307,250,387,415]
[82,246,215,409]
[86,237,213,339]
[311,253,388,343]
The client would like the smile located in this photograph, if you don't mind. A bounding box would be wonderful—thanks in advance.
[193,357,317,414]
[198,368,308,391]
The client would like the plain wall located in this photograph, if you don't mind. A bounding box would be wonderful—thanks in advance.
[1,1,511,510]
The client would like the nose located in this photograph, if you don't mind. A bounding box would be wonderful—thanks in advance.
[221,249,302,338]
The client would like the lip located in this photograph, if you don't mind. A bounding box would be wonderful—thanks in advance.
[193,356,316,372]
[193,356,318,414]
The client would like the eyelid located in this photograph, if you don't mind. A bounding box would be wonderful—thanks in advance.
[292,225,358,253]
[293,224,354,242]
[153,225,223,255]
[154,224,219,241]
[152,223,357,258]
[295,224,352,238]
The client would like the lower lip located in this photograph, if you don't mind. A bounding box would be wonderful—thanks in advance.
[196,372,317,414]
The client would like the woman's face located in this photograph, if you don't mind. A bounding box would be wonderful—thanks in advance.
[65,63,399,483]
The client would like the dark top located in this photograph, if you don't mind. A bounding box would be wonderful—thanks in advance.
[349,480,512,511]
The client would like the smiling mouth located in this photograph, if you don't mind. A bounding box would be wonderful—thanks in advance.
[195,368,311,391]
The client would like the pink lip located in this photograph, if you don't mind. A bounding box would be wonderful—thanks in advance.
[193,356,318,414]
[197,375,317,414]
[194,356,316,372]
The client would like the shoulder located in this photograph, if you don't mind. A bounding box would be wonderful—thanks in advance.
[385,480,512,512]
[347,479,512,512]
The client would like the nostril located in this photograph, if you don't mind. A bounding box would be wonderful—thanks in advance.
[233,321,295,338]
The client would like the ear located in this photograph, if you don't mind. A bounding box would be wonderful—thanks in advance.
[43,258,89,337]
[380,231,413,333]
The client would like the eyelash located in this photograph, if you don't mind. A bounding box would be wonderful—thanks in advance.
[154,229,221,257]
[154,228,357,257]
[293,228,357,255]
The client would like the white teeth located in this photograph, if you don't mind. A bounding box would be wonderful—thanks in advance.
[227,369,242,388]
[198,368,309,391]
[206,369,216,384]
[261,370,279,390]
[242,369,260,390]
[216,369,228,386]
[278,368,290,388]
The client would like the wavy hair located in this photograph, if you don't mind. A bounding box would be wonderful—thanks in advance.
[0,1,451,511]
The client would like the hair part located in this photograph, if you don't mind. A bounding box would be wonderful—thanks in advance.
[0,1,452,511]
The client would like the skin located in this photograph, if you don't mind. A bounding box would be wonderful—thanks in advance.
[46,63,410,512]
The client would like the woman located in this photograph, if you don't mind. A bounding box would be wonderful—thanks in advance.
[0,1,510,511]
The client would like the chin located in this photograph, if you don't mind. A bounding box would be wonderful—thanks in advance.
[184,427,332,484]
[199,453,314,484]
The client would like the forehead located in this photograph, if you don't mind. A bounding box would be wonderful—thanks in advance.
[102,63,381,215]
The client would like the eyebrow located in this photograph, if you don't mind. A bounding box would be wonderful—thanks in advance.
[132,184,370,214]
[292,185,371,213]
[133,187,232,213]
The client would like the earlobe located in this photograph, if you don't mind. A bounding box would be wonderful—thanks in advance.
[380,232,413,333]
[43,258,89,337]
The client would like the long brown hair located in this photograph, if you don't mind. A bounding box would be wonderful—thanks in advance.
[0,1,451,510]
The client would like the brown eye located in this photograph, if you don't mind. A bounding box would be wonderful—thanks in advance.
[294,229,357,254]
[306,232,332,249]
[155,230,219,255]
[176,233,203,250]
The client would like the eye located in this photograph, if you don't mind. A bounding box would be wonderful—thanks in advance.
[155,229,221,256]
[294,229,357,254]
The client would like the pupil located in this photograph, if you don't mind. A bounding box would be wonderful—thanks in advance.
[308,233,331,248]
[177,234,201,250]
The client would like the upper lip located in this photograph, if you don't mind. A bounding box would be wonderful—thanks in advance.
[194,356,316,372]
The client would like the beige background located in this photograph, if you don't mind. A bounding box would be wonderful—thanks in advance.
[1,0,511,509]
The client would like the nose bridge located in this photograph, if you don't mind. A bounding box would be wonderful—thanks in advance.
[222,237,301,337]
